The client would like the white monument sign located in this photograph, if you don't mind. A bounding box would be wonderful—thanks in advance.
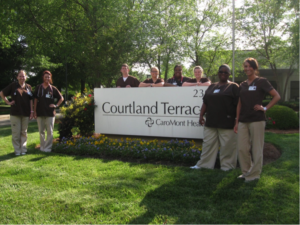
[94,86,207,139]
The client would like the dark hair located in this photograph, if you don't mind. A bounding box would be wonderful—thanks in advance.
[173,64,182,77]
[244,58,259,75]
[42,70,53,84]
[218,64,231,74]
[174,64,182,71]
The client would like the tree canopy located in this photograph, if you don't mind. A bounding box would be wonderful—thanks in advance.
[0,0,298,95]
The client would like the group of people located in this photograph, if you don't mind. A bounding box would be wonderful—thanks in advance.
[1,57,280,182]
[116,63,211,88]
[189,58,280,182]
[0,70,64,155]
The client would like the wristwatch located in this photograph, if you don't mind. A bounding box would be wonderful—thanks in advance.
[55,104,58,108]
[263,107,267,111]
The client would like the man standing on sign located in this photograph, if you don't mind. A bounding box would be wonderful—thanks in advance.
[116,64,140,88]
[164,64,191,87]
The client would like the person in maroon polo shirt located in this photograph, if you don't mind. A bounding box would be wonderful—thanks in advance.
[116,64,140,88]
[190,64,239,171]
[234,58,280,182]
[0,70,34,156]
[139,66,164,87]
[182,66,211,87]
[164,64,191,87]
[33,70,64,152]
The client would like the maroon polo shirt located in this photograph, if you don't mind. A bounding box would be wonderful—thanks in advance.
[189,78,210,83]
[116,75,140,87]
[203,82,239,129]
[1,82,33,117]
[142,78,164,84]
[166,76,191,86]
[238,77,274,122]
[34,84,63,117]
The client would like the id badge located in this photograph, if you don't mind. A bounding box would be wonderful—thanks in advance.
[45,94,51,98]
[213,89,220,93]
[14,92,16,95]
[27,91,33,96]
[249,86,256,91]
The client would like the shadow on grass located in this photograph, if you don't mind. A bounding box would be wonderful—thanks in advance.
[128,169,254,224]
[0,152,18,162]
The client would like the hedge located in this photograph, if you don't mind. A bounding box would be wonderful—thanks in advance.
[266,105,299,129]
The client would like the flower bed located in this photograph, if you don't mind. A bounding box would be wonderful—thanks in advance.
[52,134,202,163]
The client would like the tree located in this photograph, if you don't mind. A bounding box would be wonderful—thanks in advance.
[183,0,231,72]
[236,0,298,99]
[0,41,26,90]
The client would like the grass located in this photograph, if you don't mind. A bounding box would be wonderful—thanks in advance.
[0,123,299,224]
[0,105,11,115]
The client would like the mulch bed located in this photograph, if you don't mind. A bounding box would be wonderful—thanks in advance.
[45,136,283,168]
[265,129,299,134]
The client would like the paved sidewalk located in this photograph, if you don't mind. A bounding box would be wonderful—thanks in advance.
[0,114,62,127]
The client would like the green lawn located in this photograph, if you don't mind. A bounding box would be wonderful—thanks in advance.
[0,105,11,115]
[0,123,299,224]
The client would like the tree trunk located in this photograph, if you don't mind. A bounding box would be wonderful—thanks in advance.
[80,79,85,94]
[164,53,170,81]
[158,55,161,78]
[195,51,199,65]
[282,68,295,101]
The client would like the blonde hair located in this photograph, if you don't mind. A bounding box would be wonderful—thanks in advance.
[151,66,159,74]
[193,66,203,74]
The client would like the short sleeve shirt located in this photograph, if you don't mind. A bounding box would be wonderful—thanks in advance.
[203,82,239,129]
[189,78,210,83]
[238,77,274,122]
[116,75,140,87]
[34,84,63,117]
[1,82,33,116]
[166,76,191,86]
[142,78,164,84]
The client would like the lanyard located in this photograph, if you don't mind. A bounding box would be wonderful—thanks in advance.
[172,76,183,84]
[14,83,30,94]
[37,84,53,99]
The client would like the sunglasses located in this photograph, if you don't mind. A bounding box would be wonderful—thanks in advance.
[218,71,229,75]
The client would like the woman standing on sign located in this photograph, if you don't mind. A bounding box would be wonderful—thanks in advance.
[191,64,239,171]
[139,67,164,87]
[33,70,64,152]
[0,70,34,156]
[234,58,280,182]
[182,66,211,86]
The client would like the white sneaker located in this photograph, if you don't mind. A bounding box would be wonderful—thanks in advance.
[190,165,201,169]
[21,153,26,155]
[15,153,20,156]
[237,174,245,179]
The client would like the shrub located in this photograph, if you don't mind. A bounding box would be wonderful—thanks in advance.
[58,91,96,138]
[266,105,299,129]
[53,135,202,163]
[278,101,299,111]
[262,100,271,106]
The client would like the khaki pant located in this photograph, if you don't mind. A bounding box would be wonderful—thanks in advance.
[196,126,237,171]
[37,117,55,152]
[237,121,265,181]
[10,115,29,154]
